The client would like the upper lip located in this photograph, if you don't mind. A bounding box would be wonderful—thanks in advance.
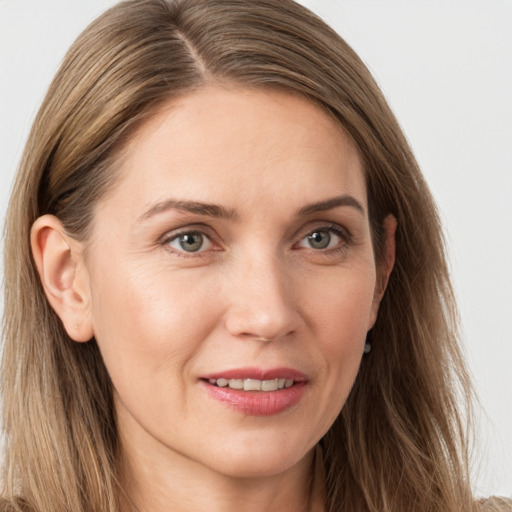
[201,367,308,382]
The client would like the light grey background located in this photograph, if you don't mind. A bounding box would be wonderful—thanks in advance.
[1,0,511,498]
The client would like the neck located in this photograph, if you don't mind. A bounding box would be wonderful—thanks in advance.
[118,437,325,512]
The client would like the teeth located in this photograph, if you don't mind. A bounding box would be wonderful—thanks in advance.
[244,378,261,391]
[209,377,296,391]
[261,378,279,391]
[216,378,228,387]
[228,378,243,389]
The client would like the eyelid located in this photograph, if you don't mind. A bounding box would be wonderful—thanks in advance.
[169,231,213,252]
[159,224,221,257]
[293,223,354,255]
[158,221,353,258]
[296,222,352,243]
[159,222,215,241]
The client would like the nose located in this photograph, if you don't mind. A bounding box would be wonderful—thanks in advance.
[223,254,302,342]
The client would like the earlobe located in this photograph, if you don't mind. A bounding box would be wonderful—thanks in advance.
[31,215,94,342]
[368,214,397,329]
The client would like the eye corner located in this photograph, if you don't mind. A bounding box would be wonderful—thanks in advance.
[160,228,220,258]
[295,224,352,252]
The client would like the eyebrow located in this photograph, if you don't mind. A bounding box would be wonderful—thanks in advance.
[138,199,239,223]
[297,195,365,217]
[137,194,365,223]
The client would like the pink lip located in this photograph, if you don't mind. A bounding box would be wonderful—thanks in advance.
[200,367,308,416]
[201,367,307,382]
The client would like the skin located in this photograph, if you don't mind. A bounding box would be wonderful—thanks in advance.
[32,86,396,512]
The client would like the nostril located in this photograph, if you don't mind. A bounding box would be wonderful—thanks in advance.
[223,289,302,341]
[250,335,273,342]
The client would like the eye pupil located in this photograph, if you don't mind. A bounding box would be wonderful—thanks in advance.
[179,233,203,252]
[308,231,331,249]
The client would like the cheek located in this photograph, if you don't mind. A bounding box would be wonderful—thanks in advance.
[299,264,376,417]
[88,261,222,389]
[306,262,377,342]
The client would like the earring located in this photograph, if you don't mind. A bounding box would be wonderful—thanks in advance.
[364,331,372,354]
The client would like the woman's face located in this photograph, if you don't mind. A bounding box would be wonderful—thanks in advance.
[80,86,386,478]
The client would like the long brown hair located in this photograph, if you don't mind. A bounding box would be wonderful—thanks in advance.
[2,1,509,511]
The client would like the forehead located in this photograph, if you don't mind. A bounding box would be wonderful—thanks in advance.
[101,85,366,219]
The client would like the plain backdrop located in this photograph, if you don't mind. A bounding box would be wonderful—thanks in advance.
[0,0,511,498]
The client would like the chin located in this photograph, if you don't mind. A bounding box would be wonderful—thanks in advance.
[200,434,316,479]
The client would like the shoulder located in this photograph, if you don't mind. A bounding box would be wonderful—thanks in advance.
[474,497,512,511]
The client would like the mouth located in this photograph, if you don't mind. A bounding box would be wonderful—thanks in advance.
[206,377,295,391]
[200,368,308,415]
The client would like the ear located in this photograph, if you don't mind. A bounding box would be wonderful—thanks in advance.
[31,215,94,342]
[368,214,397,330]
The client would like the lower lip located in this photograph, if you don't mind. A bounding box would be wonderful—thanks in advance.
[201,381,307,416]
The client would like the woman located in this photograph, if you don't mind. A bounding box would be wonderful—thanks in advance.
[1,0,510,511]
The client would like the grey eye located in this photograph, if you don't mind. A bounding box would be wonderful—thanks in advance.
[307,230,332,249]
[297,228,343,251]
[168,232,212,253]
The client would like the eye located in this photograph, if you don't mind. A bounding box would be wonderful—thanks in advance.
[167,231,213,253]
[297,227,346,251]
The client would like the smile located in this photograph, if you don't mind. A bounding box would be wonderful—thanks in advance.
[201,368,308,415]
[208,378,295,391]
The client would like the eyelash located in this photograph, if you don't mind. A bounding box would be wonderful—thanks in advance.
[295,224,353,254]
[160,223,353,259]
[160,228,217,259]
